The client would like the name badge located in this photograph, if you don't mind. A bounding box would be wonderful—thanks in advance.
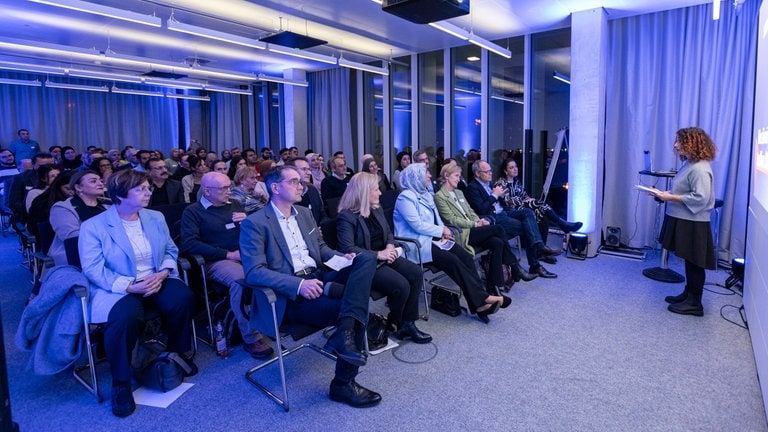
[225,223,236,230]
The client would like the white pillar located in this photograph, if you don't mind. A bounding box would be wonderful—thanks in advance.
[283,69,308,150]
[569,7,608,257]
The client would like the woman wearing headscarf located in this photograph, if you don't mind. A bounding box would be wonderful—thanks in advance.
[393,163,510,323]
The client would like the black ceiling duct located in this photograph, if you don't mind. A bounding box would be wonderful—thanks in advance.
[259,31,327,50]
[141,71,188,80]
[382,0,470,24]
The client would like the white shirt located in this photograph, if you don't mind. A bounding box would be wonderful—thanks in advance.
[270,201,317,274]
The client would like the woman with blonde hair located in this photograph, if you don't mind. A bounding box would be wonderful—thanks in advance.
[337,172,431,342]
[230,165,268,214]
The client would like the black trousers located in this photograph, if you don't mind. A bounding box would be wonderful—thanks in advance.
[468,224,518,288]
[104,278,195,383]
[371,257,422,326]
[431,243,488,313]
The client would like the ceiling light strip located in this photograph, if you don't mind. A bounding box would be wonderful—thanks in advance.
[167,19,266,50]
[203,84,252,95]
[143,79,204,90]
[166,93,210,101]
[429,21,511,58]
[338,58,389,76]
[0,77,42,87]
[111,85,164,97]
[553,71,571,85]
[28,0,162,27]
[0,60,66,75]
[268,44,337,65]
[257,73,308,87]
[66,68,144,83]
[428,22,469,41]
[45,80,109,92]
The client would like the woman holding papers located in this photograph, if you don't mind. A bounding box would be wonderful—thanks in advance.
[393,163,509,323]
[337,173,431,343]
[647,127,717,317]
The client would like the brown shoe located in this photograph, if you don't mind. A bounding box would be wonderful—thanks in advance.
[243,333,274,359]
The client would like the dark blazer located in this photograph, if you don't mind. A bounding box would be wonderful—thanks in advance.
[240,204,340,334]
[297,184,325,225]
[336,207,394,255]
[465,179,501,217]
[149,178,185,206]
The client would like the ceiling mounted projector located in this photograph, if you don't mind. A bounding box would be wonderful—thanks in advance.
[382,0,470,24]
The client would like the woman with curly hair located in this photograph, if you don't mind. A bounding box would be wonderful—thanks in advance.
[646,127,717,317]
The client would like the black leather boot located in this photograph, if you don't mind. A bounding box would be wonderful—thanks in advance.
[667,285,703,316]
[664,286,688,304]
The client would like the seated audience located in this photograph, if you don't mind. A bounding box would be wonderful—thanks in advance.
[58,147,80,171]
[435,164,536,290]
[286,157,325,225]
[89,157,113,185]
[362,158,392,192]
[25,165,60,213]
[48,171,108,266]
[226,156,247,180]
[7,153,54,224]
[393,163,510,323]
[466,160,561,278]
[391,151,411,191]
[337,172,431,343]
[146,157,185,206]
[306,153,327,188]
[321,155,351,204]
[79,169,196,418]
[26,171,75,238]
[181,155,208,203]
[229,166,268,215]
[180,172,274,358]
[240,165,380,407]
[496,158,582,242]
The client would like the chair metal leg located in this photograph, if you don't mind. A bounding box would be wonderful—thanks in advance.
[244,301,336,411]
[74,293,102,402]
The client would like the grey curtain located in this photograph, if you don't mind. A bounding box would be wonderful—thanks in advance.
[604,1,758,261]
[0,74,180,154]
[308,68,354,160]
[210,92,244,155]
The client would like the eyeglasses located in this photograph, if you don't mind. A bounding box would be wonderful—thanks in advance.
[281,178,302,187]
[479,169,492,174]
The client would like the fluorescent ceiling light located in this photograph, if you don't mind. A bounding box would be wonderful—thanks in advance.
[166,93,210,101]
[29,0,161,27]
[338,57,389,76]
[0,77,42,87]
[111,85,164,97]
[268,44,337,65]
[167,19,266,50]
[553,71,571,85]
[203,84,252,95]
[45,80,109,92]
[467,34,512,58]
[491,95,524,105]
[429,22,470,41]
[0,60,66,75]
[467,56,480,62]
[256,73,308,87]
[66,68,144,83]
[143,79,204,90]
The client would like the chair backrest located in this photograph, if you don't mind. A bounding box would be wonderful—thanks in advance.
[319,218,339,250]
[64,236,81,269]
[149,202,188,233]
[36,221,55,255]
[380,189,400,229]
[325,197,341,219]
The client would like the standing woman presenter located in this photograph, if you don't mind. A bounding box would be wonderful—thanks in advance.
[650,127,717,317]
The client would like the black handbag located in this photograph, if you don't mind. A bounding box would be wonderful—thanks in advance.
[367,313,390,351]
[430,286,462,317]
[132,340,192,393]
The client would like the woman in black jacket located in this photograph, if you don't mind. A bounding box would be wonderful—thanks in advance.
[336,172,431,344]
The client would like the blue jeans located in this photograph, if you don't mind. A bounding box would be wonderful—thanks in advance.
[492,208,544,267]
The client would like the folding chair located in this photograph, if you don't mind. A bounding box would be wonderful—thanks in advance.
[242,283,337,411]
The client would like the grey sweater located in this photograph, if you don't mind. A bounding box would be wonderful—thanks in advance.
[665,160,714,222]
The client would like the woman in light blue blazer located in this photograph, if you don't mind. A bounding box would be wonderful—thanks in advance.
[393,163,509,323]
[79,169,195,418]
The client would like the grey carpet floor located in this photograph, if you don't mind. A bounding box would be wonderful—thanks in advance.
[2,234,766,431]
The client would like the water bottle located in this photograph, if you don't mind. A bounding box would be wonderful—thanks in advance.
[215,321,230,359]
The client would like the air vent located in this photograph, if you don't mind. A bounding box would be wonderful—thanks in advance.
[259,31,327,50]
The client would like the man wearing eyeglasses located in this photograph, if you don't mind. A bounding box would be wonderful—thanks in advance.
[466,160,561,278]
[146,158,185,206]
[180,171,275,359]
[240,165,381,408]
[286,156,325,225]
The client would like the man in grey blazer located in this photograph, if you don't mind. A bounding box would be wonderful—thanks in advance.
[240,165,381,408]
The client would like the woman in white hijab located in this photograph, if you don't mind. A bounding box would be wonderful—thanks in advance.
[393,163,510,323]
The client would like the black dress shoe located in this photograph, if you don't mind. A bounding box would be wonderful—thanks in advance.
[111,382,136,418]
[500,295,512,309]
[531,265,557,278]
[329,379,382,408]
[539,255,557,265]
[395,321,433,344]
[558,221,583,233]
[514,265,538,282]
[538,245,562,257]
[325,328,367,366]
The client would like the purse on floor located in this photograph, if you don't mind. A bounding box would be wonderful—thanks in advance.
[430,286,461,317]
